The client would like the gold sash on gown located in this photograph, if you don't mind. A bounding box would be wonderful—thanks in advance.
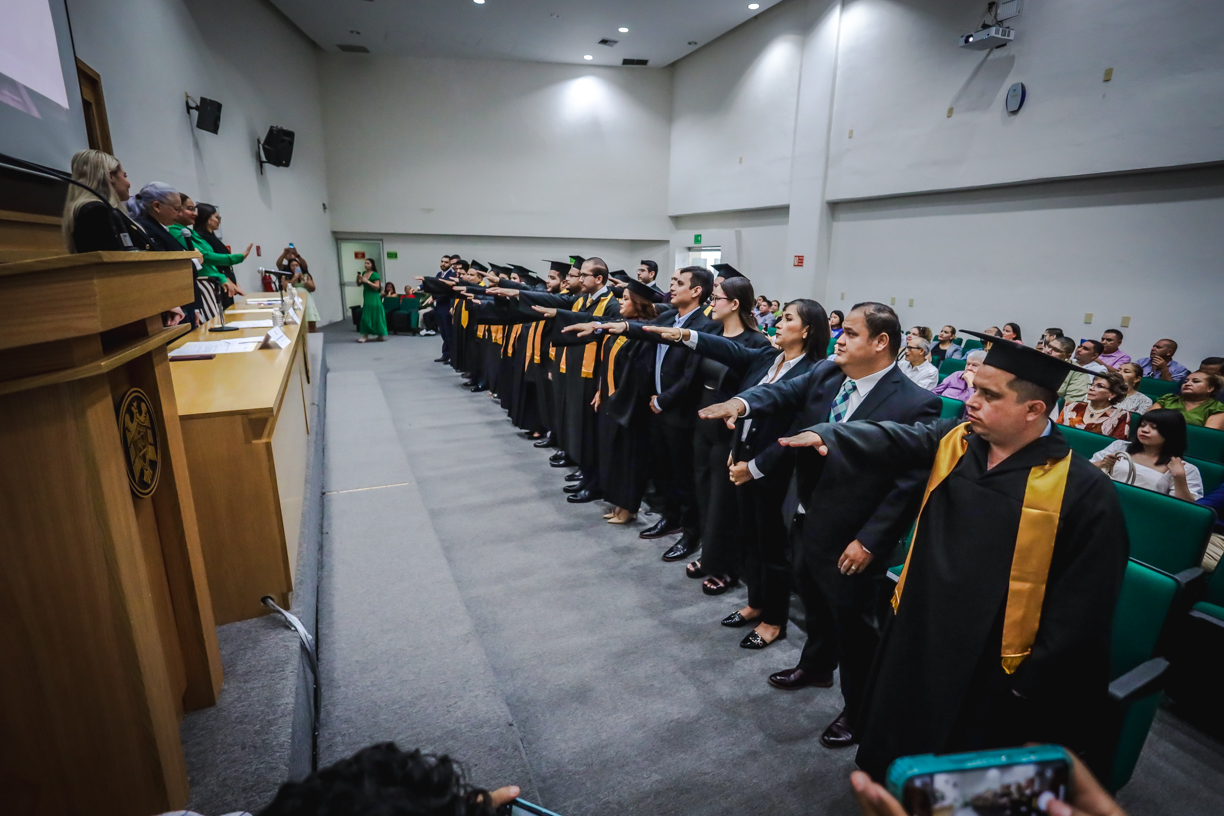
[891,422,1072,674]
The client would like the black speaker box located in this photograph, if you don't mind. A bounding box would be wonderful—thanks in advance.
[261,126,295,168]
[194,98,222,133]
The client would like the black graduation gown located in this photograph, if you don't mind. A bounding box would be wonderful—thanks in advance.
[553,292,621,472]
[519,291,581,451]
[596,334,655,514]
[803,419,1129,781]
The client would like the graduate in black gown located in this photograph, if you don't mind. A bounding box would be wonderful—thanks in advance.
[778,332,1129,781]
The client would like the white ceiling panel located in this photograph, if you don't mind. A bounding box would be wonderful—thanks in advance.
[269,0,786,67]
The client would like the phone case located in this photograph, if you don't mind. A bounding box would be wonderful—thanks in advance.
[499,798,565,816]
[885,745,1072,802]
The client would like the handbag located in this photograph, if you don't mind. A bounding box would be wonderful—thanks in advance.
[1113,451,1137,485]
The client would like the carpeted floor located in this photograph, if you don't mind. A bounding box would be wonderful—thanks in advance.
[318,323,1224,816]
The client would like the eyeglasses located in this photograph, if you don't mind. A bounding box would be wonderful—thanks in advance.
[709,295,732,303]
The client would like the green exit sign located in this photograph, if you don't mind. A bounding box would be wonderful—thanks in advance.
[386,251,398,259]
[694,234,702,244]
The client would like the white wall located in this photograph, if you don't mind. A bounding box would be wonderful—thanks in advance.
[66,0,342,322]
[668,207,792,299]
[827,165,1224,367]
[336,233,669,295]
[668,0,809,216]
[319,56,673,241]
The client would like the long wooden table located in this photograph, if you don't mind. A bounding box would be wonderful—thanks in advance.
[169,294,313,624]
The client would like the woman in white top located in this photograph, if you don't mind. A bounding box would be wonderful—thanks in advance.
[1090,408,1203,500]
[1116,361,1155,414]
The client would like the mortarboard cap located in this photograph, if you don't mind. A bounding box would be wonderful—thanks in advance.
[609,269,632,284]
[626,278,668,304]
[545,260,571,274]
[520,271,545,288]
[960,330,1096,394]
[711,263,744,279]
[512,265,537,279]
[471,261,489,272]
[569,256,586,268]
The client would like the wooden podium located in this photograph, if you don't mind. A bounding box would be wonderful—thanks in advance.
[0,252,222,816]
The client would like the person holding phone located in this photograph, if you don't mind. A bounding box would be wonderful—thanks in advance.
[779,332,1128,782]
[357,257,388,343]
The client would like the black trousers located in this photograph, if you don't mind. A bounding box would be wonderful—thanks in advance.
[740,468,793,626]
[793,516,891,722]
[438,301,453,357]
[693,418,742,577]
[649,413,698,536]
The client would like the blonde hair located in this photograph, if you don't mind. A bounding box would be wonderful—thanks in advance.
[62,149,122,252]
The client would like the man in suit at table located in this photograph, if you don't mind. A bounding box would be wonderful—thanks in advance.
[701,302,941,749]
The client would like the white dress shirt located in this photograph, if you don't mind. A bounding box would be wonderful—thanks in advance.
[655,306,700,395]
[899,359,939,391]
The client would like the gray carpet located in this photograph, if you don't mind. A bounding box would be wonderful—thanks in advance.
[319,323,1224,816]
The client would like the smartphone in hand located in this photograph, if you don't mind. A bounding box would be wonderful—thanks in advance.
[886,745,1071,816]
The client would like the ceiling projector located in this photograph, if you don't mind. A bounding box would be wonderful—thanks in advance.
[959,26,1014,50]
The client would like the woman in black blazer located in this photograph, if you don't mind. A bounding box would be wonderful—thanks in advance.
[645,298,830,649]
[61,149,151,253]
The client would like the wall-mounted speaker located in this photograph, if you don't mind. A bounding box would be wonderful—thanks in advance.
[185,95,222,133]
[257,126,295,174]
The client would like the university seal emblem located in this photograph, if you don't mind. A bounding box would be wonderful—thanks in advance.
[119,388,160,498]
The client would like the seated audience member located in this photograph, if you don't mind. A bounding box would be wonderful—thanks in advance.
[771,299,782,318]
[383,281,398,296]
[1037,327,1064,352]
[1001,322,1022,343]
[1198,482,1224,571]
[1091,409,1204,500]
[1058,371,1132,440]
[1073,339,1109,373]
[829,309,845,339]
[1099,329,1130,370]
[256,742,518,816]
[1117,362,1155,414]
[933,349,985,402]
[1138,338,1190,383]
[1201,357,1224,399]
[61,149,148,252]
[983,325,1001,337]
[907,325,933,342]
[1045,335,1092,405]
[899,335,939,390]
[929,324,965,367]
[1156,370,1224,429]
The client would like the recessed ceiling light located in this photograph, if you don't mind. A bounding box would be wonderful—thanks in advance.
[618,27,629,33]
[748,3,760,9]
[583,54,593,60]
[474,0,485,4]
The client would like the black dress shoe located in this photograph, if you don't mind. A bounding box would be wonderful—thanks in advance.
[564,471,584,482]
[470,385,488,393]
[721,611,761,628]
[767,667,835,691]
[434,357,449,363]
[549,451,568,462]
[639,518,682,539]
[741,628,787,649]
[533,433,555,448]
[566,489,602,503]
[563,483,582,494]
[550,456,576,468]
[661,534,698,562]
[820,712,856,748]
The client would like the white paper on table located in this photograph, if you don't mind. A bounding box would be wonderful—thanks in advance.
[261,327,292,349]
[224,320,274,329]
[227,309,275,315]
[169,340,261,357]
[285,309,300,325]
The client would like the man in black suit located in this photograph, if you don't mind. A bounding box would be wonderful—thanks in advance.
[702,302,940,749]
[607,266,719,560]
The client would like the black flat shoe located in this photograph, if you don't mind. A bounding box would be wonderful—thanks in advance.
[470,385,487,393]
[562,483,582,494]
[702,575,740,596]
[685,559,706,579]
[662,534,698,562]
[741,628,787,649]
[566,489,602,503]
[721,611,761,628]
[533,433,555,448]
[639,518,682,540]
[564,471,584,482]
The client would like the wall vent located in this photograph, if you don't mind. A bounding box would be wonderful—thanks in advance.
[622,58,649,66]
[598,38,618,46]
[336,44,370,53]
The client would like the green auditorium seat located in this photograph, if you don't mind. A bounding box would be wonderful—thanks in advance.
[388,296,420,334]
[1105,560,1180,791]
[1188,456,1224,493]
[962,339,983,351]
[1115,482,1215,577]
[952,337,963,346]
[1137,377,1181,399]
[939,397,965,420]
[1060,425,1114,460]
[1186,425,1224,463]
[938,358,967,382]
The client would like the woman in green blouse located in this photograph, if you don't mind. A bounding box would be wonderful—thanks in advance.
[1157,370,1224,429]
[170,198,251,299]
[357,257,388,343]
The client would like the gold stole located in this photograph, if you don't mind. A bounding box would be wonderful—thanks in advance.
[506,324,520,354]
[892,423,1072,674]
[703,303,713,317]
[580,294,615,377]
[459,298,469,329]
[605,335,628,395]
[559,296,587,374]
[529,322,544,367]
[492,325,504,345]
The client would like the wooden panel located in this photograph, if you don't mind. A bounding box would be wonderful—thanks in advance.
[0,209,65,264]
[0,377,187,815]
[0,253,197,350]
[272,344,309,582]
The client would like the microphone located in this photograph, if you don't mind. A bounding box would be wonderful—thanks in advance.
[260,266,293,276]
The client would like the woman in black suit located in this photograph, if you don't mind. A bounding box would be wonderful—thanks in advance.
[61,149,150,253]
[645,298,830,648]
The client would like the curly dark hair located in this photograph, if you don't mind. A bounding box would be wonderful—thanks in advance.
[259,743,498,816]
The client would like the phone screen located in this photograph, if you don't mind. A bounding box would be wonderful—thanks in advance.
[902,758,1069,815]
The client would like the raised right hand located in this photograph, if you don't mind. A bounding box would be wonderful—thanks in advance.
[644,325,684,342]
[698,399,744,430]
[779,431,828,455]
[562,321,599,337]
[532,306,558,319]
